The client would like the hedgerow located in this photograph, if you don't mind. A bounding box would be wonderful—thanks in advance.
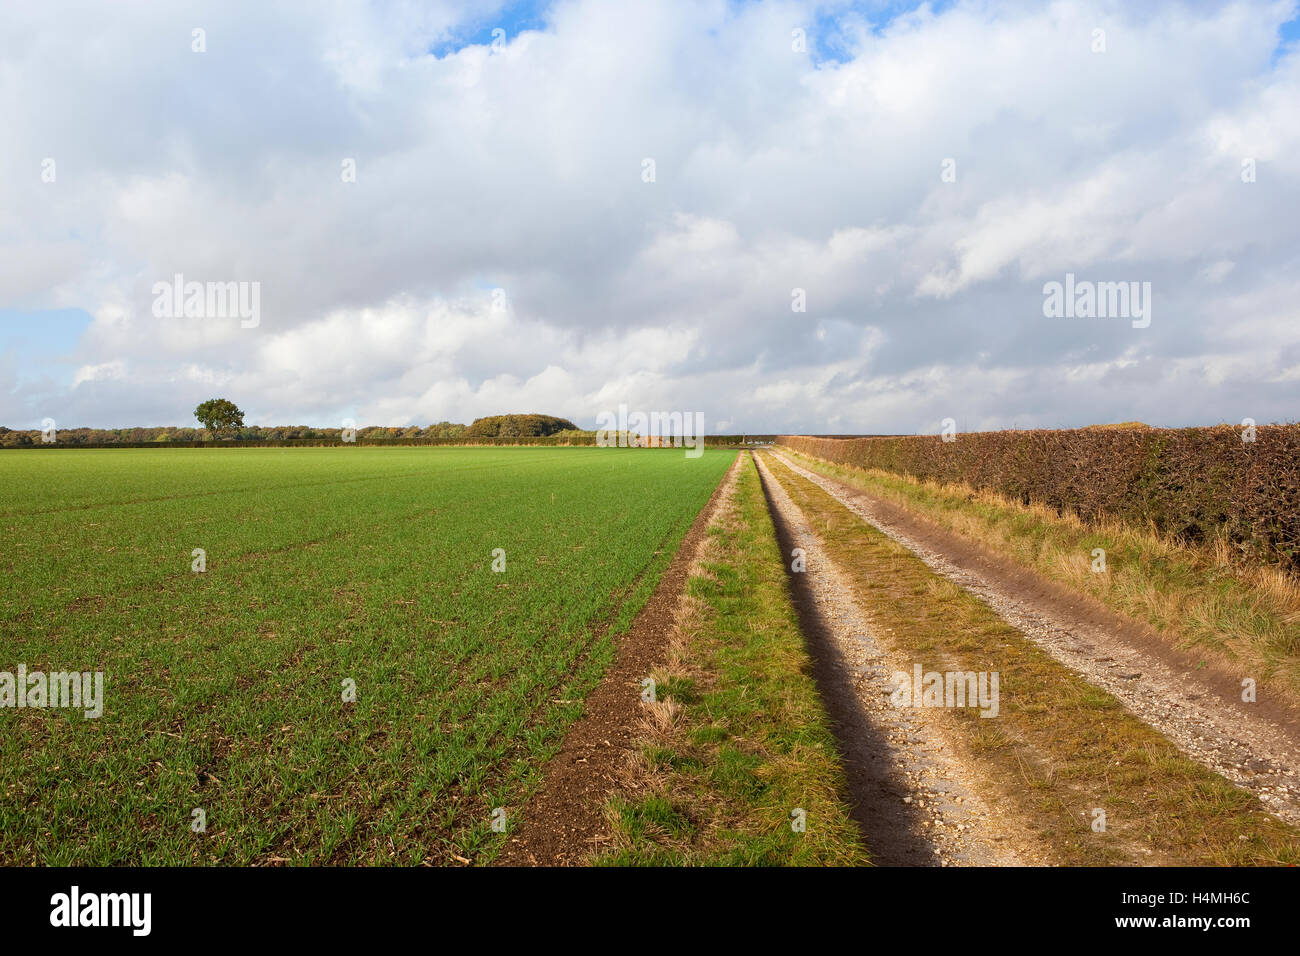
[778,426,1300,570]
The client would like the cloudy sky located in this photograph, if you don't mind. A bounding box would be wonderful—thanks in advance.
[2,0,1299,434]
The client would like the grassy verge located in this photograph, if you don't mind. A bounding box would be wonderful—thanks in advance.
[764,452,1300,865]
[596,453,868,866]
[782,448,1300,703]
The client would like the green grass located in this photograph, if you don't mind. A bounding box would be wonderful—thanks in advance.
[0,446,735,864]
[598,453,868,866]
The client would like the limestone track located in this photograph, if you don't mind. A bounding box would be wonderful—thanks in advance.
[767,449,1300,829]
[753,452,1041,865]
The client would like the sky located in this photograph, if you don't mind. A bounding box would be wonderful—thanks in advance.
[2,0,1299,435]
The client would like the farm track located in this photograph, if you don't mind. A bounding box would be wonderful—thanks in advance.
[495,453,744,865]
[767,449,1300,829]
[753,453,1039,865]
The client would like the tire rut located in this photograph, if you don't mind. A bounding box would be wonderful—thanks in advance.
[770,449,1300,828]
[754,452,1037,866]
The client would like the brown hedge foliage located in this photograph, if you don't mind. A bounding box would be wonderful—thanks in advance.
[778,426,1300,570]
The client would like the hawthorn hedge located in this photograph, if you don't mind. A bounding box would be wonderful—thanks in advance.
[778,426,1300,570]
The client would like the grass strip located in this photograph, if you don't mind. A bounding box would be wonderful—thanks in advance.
[597,453,868,866]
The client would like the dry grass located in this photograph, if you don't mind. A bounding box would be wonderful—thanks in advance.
[765,452,1300,866]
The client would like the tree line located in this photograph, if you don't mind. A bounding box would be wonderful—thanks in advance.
[1,400,583,446]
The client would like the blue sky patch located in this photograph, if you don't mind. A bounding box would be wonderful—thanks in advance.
[430,0,552,57]
[0,308,91,386]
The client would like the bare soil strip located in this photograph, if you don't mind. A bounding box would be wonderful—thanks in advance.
[495,453,741,865]
[754,453,1040,865]
[772,449,1300,827]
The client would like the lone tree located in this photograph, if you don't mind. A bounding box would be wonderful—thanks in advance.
[194,398,246,439]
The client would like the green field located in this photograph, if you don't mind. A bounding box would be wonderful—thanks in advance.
[0,446,734,864]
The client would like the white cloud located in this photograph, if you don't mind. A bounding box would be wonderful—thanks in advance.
[71,360,127,387]
[2,0,1299,433]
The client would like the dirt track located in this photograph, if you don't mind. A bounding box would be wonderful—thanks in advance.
[502,447,1300,866]
[753,452,1040,865]
[768,449,1300,828]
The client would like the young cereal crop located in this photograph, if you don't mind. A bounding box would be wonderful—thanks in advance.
[0,446,735,865]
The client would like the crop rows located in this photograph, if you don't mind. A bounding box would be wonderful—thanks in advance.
[0,446,734,864]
